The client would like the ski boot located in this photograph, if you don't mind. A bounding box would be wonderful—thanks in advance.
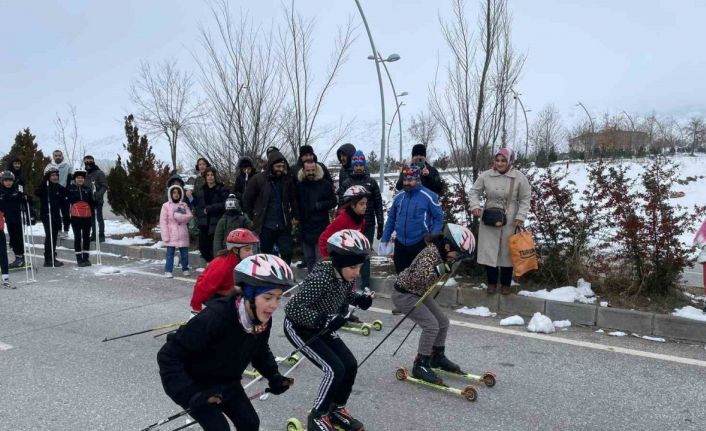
[8,256,25,269]
[330,405,364,431]
[307,409,336,431]
[412,354,443,385]
[44,259,64,267]
[83,253,92,266]
[430,346,462,373]
[346,312,362,324]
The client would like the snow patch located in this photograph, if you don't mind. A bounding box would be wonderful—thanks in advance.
[641,335,666,343]
[527,313,555,334]
[455,306,496,318]
[608,331,627,337]
[96,266,121,275]
[600,301,609,307]
[518,285,596,304]
[595,329,605,333]
[106,236,154,246]
[445,277,458,287]
[552,320,572,328]
[499,315,525,326]
[672,306,706,322]
[472,283,487,291]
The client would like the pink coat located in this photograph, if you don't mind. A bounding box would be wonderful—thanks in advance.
[695,218,706,247]
[160,185,194,248]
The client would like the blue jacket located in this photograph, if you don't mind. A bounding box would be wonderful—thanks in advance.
[381,184,443,246]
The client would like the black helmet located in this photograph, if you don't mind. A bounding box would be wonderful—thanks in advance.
[73,169,87,179]
[0,171,15,181]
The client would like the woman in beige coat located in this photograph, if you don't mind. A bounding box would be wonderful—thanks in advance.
[469,148,531,294]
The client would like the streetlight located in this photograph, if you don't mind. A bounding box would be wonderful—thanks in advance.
[354,0,387,186]
[387,100,406,165]
[576,102,595,158]
[512,91,530,158]
[368,53,405,163]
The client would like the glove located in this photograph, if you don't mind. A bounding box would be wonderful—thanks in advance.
[175,206,186,214]
[353,292,373,310]
[377,241,393,256]
[188,385,226,410]
[322,313,347,332]
[435,262,451,276]
[267,373,294,395]
[376,224,384,240]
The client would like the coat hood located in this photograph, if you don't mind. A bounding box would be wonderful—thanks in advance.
[266,150,288,174]
[166,174,185,188]
[297,162,325,182]
[167,184,184,203]
[237,156,255,170]
[336,143,356,167]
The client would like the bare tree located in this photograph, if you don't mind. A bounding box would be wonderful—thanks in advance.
[54,105,85,168]
[685,117,705,155]
[189,0,285,180]
[129,59,203,171]
[408,111,438,151]
[529,104,566,160]
[278,2,356,159]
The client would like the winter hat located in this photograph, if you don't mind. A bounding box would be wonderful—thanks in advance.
[299,145,315,158]
[351,150,366,167]
[401,165,420,181]
[330,250,367,269]
[238,157,253,169]
[496,147,514,163]
[412,144,427,158]
[225,194,239,211]
[267,150,286,167]
[73,170,87,179]
[266,146,281,156]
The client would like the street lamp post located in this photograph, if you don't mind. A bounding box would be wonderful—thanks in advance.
[576,102,595,158]
[354,0,387,186]
[386,100,405,165]
[369,53,405,163]
[512,91,530,158]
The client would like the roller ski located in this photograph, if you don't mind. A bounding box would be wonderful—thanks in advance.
[395,366,478,402]
[344,318,382,332]
[339,322,373,336]
[286,406,364,431]
[429,345,496,387]
[243,354,300,378]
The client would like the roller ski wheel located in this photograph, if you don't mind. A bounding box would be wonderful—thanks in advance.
[396,366,479,402]
[275,354,300,366]
[243,368,260,378]
[432,367,497,387]
[286,418,305,431]
[371,320,383,331]
[341,323,371,336]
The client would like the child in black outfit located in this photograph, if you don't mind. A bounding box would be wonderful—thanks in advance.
[66,170,95,266]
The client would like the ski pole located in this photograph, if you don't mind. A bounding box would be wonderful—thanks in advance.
[153,328,178,338]
[20,208,30,283]
[102,321,186,342]
[47,181,55,268]
[25,200,37,281]
[92,182,102,265]
[391,257,471,357]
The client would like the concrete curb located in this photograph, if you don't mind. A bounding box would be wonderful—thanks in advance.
[39,235,706,344]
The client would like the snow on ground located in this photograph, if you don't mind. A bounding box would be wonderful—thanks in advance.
[95,266,121,275]
[518,284,596,304]
[641,335,666,343]
[672,306,706,322]
[106,236,155,246]
[445,277,458,287]
[600,301,609,307]
[552,320,572,328]
[8,219,138,239]
[455,306,496,317]
[527,312,555,333]
[595,329,605,333]
[608,331,627,337]
[499,315,525,326]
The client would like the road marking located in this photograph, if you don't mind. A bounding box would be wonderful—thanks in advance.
[0,341,14,351]
[367,306,706,369]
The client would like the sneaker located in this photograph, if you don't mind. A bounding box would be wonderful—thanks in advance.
[182,270,191,277]
[500,285,512,295]
[412,354,443,385]
[307,410,335,431]
[430,346,462,373]
[330,406,365,431]
[9,256,25,269]
[164,272,173,278]
[54,260,64,267]
[1,280,16,289]
[486,284,498,294]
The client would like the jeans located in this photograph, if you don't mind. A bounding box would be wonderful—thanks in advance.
[165,247,189,273]
[301,239,319,274]
[360,223,375,288]
[393,239,427,274]
[260,227,293,264]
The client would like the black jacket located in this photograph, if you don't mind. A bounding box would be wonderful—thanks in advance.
[0,185,28,224]
[7,164,25,187]
[34,176,67,220]
[395,161,443,195]
[233,157,255,208]
[242,151,299,234]
[296,164,337,244]
[85,165,108,203]
[157,296,279,408]
[335,143,356,191]
[339,170,384,229]
[193,182,229,235]
[290,156,333,186]
[66,184,95,208]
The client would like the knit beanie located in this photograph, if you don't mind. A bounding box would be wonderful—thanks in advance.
[299,145,315,158]
[402,165,420,181]
[351,150,366,167]
[412,144,427,158]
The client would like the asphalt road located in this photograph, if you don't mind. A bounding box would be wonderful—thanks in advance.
[1,250,705,431]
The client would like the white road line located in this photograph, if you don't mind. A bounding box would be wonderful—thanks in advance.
[367,306,706,369]
[0,341,14,351]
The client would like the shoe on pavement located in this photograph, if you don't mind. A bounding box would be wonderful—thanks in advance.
[486,284,498,294]
[8,256,25,269]
[165,272,173,278]
[412,354,443,385]
[500,285,512,295]
[330,405,365,431]
[2,280,16,289]
[182,270,191,277]
[391,308,402,315]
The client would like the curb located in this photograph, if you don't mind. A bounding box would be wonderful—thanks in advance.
[38,235,706,345]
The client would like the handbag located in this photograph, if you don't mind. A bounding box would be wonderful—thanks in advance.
[509,226,539,277]
[481,176,515,227]
[70,201,92,218]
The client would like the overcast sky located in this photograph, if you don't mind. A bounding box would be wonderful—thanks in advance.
[1,0,705,166]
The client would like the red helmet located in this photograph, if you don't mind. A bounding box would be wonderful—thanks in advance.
[226,229,259,250]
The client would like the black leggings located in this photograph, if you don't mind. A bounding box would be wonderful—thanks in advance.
[284,318,357,413]
[71,217,92,261]
[42,216,60,260]
[198,226,215,262]
[0,231,8,275]
[6,221,24,257]
[187,384,259,431]
[486,265,513,286]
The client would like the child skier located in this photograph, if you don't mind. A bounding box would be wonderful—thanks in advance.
[190,228,259,315]
[160,185,194,278]
[0,192,15,288]
[695,218,706,311]
[212,194,253,256]
[158,254,296,431]
[318,186,368,258]
[66,170,95,267]
[0,171,27,269]
[391,223,475,385]
[34,167,67,267]
[284,229,374,431]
